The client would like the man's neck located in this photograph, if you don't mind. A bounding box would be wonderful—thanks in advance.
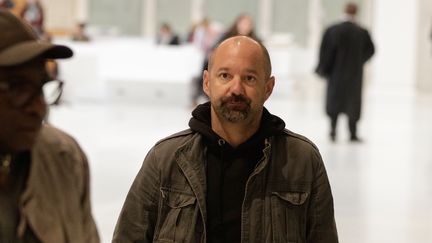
[210,109,261,148]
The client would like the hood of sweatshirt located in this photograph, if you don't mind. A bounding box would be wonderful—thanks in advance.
[188,102,286,155]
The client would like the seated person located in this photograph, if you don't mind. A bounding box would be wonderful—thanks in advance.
[156,22,180,45]
[72,22,91,42]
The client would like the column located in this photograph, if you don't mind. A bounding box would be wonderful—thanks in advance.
[75,0,88,22]
[191,0,205,23]
[142,0,156,37]
[308,0,323,51]
[258,0,272,38]
[416,0,432,92]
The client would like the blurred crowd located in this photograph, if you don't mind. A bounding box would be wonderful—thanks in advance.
[0,0,90,42]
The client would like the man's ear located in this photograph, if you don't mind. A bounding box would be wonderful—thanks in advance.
[203,70,210,96]
[264,76,275,101]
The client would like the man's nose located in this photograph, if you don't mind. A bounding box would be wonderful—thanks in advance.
[229,76,245,95]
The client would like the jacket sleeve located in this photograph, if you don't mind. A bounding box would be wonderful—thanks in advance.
[362,29,375,63]
[306,150,339,243]
[78,147,101,243]
[112,147,160,243]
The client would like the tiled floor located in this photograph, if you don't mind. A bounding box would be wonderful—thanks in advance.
[49,81,432,242]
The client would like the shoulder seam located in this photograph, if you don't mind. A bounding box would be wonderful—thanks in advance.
[281,129,319,151]
[155,128,194,145]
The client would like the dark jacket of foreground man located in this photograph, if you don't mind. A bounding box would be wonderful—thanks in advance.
[113,104,338,243]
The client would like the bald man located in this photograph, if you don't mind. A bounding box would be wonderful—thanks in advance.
[113,36,338,243]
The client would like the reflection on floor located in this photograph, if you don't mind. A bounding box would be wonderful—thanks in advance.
[49,85,432,243]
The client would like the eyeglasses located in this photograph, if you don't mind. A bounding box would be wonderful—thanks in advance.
[0,79,64,108]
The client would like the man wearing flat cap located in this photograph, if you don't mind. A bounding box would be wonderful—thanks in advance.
[0,9,99,243]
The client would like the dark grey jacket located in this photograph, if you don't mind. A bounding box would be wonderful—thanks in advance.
[19,125,100,243]
[113,129,338,243]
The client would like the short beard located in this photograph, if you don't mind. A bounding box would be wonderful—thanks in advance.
[216,94,251,123]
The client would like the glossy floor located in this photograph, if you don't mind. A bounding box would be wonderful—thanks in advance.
[49,83,432,243]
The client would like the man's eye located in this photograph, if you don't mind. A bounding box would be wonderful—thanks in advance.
[244,75,257,83]
[219,73,231,80]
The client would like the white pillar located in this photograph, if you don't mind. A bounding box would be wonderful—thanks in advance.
[416,0,432,92]
[142,0,156,37]
[362,0,374,28]
[75,0,88,23]
[191,0,204,23]
[308,0,322,51]
[258,0,272,38]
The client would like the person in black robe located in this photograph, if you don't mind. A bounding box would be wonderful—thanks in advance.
[315,2,375,142]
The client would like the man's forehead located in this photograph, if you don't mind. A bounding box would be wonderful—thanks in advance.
[214,45,263,66]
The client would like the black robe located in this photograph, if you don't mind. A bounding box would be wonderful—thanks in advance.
[315,20,375,122]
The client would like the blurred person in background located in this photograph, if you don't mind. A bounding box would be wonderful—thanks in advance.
[315,2,374,142]
[190,17,223,107]
[113,36,338,243]
[0,0,14,9]
[0,10,99,243]
[218,13,260,42]
[186,21,199,43]
[20,0,44,38]
[156,22,180,45]
[191,17,222,49]
[72,22,91,42]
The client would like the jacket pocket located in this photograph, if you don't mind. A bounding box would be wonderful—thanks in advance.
[270,191,309,243]
[156,188,197,243]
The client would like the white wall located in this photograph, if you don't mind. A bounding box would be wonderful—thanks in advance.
[42,0,79,31]
[370,0,418,92]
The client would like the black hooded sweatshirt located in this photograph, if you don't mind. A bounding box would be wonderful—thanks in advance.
[188,102,286,243]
